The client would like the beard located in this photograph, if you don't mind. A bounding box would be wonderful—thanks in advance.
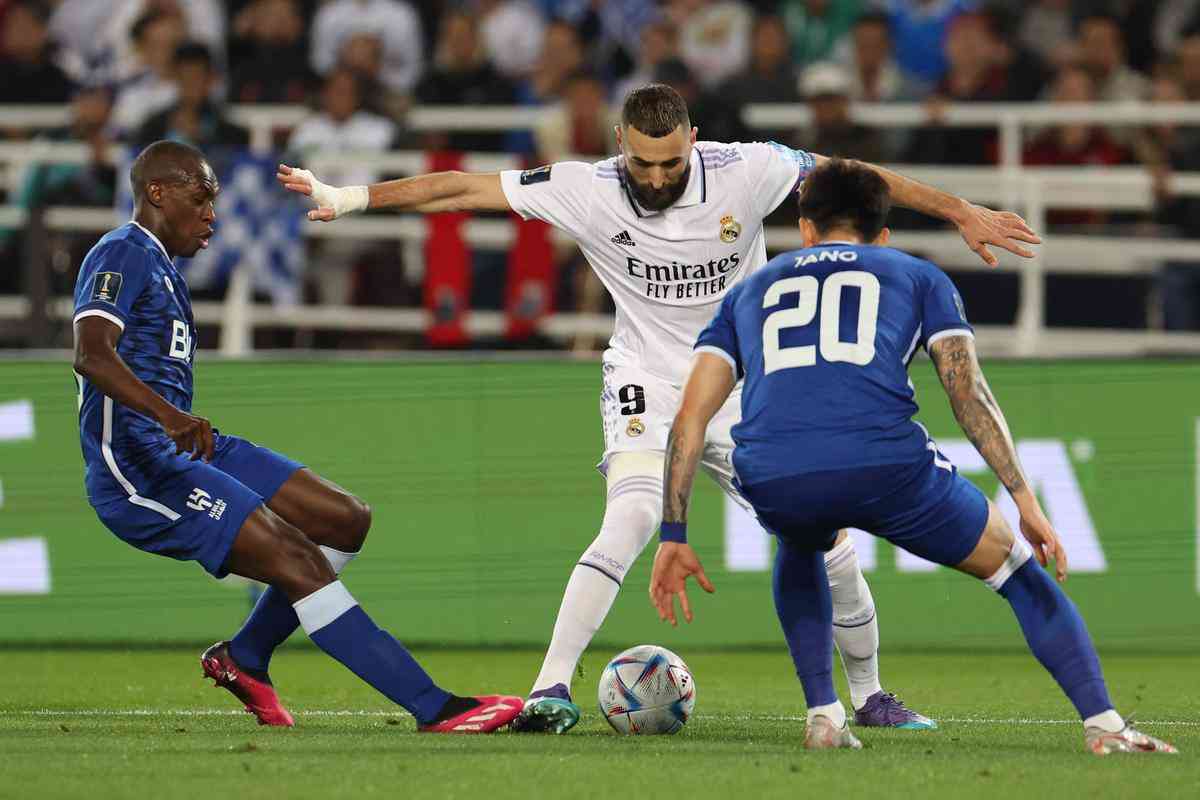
[627,162,691,212]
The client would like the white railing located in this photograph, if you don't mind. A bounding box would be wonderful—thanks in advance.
[3,103,1200,356]
[6,100,1200,166]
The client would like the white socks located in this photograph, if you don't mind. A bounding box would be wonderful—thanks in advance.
[1084,710,1125,733]
[807,701,847,728]
[319,545,357,575]
[531,460,662,695]
[825,536,882,710]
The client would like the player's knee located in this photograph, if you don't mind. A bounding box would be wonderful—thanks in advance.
[275,530,337,599]
[581,485,662,580]
[955,501,1020,582]
[341,494,372,548]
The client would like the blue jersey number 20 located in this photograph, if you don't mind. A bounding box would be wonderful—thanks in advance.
[762,271,880,374]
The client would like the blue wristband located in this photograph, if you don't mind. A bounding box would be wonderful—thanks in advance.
[660,522,688,544]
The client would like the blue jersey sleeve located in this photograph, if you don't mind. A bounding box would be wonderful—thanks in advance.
[695,286,744,379]
[73,241,154,331]
[920,266,973,349]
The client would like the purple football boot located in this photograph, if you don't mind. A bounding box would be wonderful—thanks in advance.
[854,691,937,730]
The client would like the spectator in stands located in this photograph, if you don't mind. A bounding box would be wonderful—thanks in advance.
[286,66,397,306]
[1175,32,1200,101]
[1134,74,1200,179]
[0,0,75,104]
[704,15,802,143]
[672,0,754,89]
[795,61,887,162]
[311,0,423,95]
[1076,13,1150,103]
[902,12,1011,166]
[1023,65,1129,226]
[286,67,397,189]
[16,86,117,213]
[1017,0,1074,70]
[534,70,612,162]
[883,0,974,84]
[416,10,517,153]
[524,20,586,104]
[984,5,1050,102]
[49,0,121,82]
[781,0,863,67]
[109,9,186,136]
[844,11,919,102]
[613,20,679,104]
[1154,0,1200,59]
[134,43,249,150]
[104,0,226,79]
[477,0,545,80]
[229,0,315,104]
[548,0,660,79]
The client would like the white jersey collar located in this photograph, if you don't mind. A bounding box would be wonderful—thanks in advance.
[129,220,173,262]
[620,147,706,218]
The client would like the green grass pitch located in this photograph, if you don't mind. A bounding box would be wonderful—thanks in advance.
[1,648,1195,799]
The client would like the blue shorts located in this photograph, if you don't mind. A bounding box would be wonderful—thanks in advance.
[89,432,303,578]
[737,450,989,567]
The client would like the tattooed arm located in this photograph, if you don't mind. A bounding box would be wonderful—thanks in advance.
[929,333,1067,578]
[650,352,734,626]
[928,334,1026,496]
[662,353,738,527]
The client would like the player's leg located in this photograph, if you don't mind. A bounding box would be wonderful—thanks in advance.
[772,535,862,750]
[702,424,932,729]
[514,450,664,732]
[514,365,673,733]
[219,438,370,678]
[887,464,1176,754]
[223,504,523,733]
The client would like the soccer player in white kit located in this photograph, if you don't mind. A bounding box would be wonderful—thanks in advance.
[277,84,1040,734]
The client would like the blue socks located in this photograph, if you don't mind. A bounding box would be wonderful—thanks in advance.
[229,587,297,674]
[229,546,357,674]
[773,538,838,709]
[997,558,1113,719]
[293,581,451,724]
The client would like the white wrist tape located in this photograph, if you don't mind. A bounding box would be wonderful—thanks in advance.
[293,168,368,218]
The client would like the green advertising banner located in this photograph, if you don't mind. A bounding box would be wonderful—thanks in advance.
[0,359,1196,653]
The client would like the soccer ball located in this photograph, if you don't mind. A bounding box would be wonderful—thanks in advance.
[597,644,696,735]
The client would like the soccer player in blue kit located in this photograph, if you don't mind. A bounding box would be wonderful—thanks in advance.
[648,159,1178,755]
[72,141,522,733]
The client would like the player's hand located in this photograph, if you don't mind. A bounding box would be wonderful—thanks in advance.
[276,164,368,221]
[649,542,715,626]
[159,407,214,462]
[1018,504,1068,583]
[955,203,1041,267]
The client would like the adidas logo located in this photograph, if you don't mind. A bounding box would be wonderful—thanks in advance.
[611,230,636,247]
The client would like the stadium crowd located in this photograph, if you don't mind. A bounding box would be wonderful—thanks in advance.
[3,0,1200,340]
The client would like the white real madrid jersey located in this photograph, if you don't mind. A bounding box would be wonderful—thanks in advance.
[499,141,815,385]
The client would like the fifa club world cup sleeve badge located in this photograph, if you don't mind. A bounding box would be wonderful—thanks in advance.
[720,215,742,243]
[92,272,123,304]
[520,165,553,185]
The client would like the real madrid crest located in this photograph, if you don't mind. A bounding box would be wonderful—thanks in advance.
[626,417,645,437]
[720,215,741,243]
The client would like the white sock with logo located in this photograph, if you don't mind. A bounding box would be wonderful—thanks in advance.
[825,536,882,710]
[531,471,661,696]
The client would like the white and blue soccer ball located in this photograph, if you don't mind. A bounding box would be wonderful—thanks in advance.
[598,645,696,735]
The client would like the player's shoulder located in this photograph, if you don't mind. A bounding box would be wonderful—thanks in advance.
[81,225,159,272]
[695,141,748,171]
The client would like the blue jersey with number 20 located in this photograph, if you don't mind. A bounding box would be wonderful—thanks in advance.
[694,242,972,487]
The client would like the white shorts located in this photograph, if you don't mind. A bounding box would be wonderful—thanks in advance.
[597,361,750,509]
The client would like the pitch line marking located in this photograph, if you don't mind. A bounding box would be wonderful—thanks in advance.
[2,710,1198,727]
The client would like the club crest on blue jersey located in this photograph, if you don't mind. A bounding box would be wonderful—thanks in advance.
[91,272,123,304]
[520,165,553,185]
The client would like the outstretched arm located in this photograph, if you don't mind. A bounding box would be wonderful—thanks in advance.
[650,353,735,625]
[810,154,1041,267]
[277,164,511,220]
[928,334,1066,579]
